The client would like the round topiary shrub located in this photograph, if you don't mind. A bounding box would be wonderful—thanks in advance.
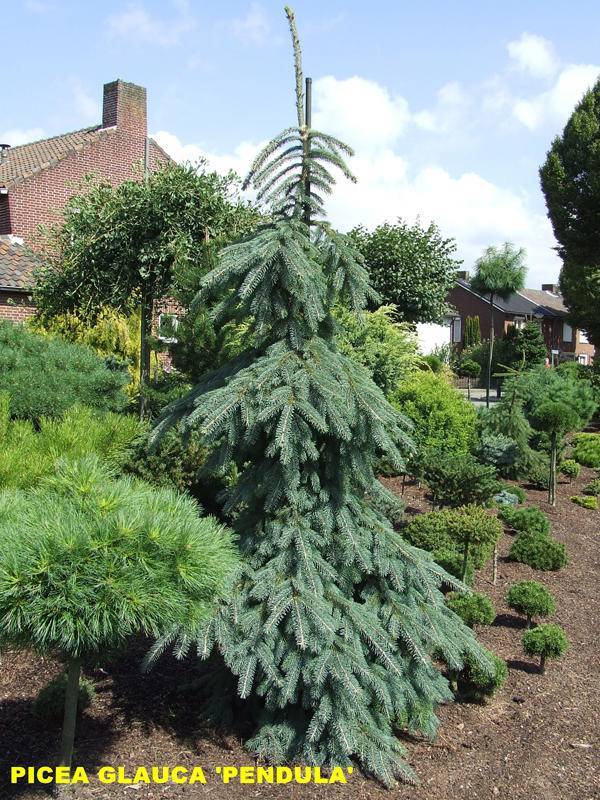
[446,592,496,627]
[508,532,567,571]
[34,672,96,721]
[499,505,550,536]
[457,649,508,703]
[559,459,580,482]
[506,580,555,627]
[522,623,569,673]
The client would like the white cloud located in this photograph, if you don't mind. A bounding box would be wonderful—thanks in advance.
[24,0,49,13]
[71,81,101,124]
[232,3,270,46]
[314,76,410,152]
[414,81,470,133]
[0,128,45,146]
[507,33,559,79]
[107,0,194,47]
[151,130,262,178]
[513,63,600,129]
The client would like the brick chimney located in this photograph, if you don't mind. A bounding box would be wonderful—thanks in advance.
[541,283,560,294]
[102,80,147,136]
[457,270,470,282]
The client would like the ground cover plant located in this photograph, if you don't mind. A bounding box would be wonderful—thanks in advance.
[571,433,600,468]
[582,476,600,496]
[0,320,128,421]
[149,7,492,785]
[506,581,555,627]
[522,624,569,673]
[0,457,237,771]
[570,495,598,509]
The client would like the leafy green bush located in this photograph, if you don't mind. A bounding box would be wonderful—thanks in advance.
[582,477,600,496]
[404,506,502,580]
[571,433,600,468]
[0,399,144,489]
[506,581,555,627]
[34,673,96,721]
[135,372,192,419]
[420,450,501,508]
[390,371,476,457]
[498,505,550,536]
[335,306,418,397]
[522,624,569,673]
[508,532,567,571]
[457,650,508,703]
[0,321,128,421]
[570,495,598,509]
[446,592,496,627]
[559,459,581,482]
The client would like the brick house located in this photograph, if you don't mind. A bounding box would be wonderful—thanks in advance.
[0,79,172,322]
[448,272,595,365]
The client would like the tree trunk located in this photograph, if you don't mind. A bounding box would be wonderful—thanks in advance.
[540,654,546,674]
[486,293,495,409]
[467,376,471,400]
[58,657,81,770]
[549,433,557,506]
[526,614,532,628]
[302,77,312,227]
[492,544,498,585]
[139,292,153,420]
[461,536,470,582]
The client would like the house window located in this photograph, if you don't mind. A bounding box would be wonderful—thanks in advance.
[513,316,526,330]
[577,354,589,365]
[451,317,462,343]
[157,313,179,343]
[562,322,573,343]
[578,329,590,344]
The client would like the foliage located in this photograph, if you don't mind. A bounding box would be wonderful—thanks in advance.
[493,489,519,507]
[498,505,550,536]
[33,162,259,410]
[499,483,526,503]
[390,371,476,459]
[432,549,474,588]
[476,431,519,469]
[508,367,596,433]
[30,307,140,381]
[582,477,600,496]
[334,305,419,396]
[509,532,567,571]
[350,218,461,323]
[420,450,501,508]
[570,494,598,509]
[403,507,502,571]
[558,459,580,482]
[34,673,96,721]
[0,456,238,767]
[421,353,444,374]
[457,358,481,381]
[571,433,600,468]
[539,78,600,348]
[446,592,496,627]
[456,649,508,703]
[463,316,481,349]
[148,9,492,784]
[0,321,128,422]
[136,372,192,420]
[506,581,555,626]
[0,399,143,489]
[502,322,547,371]
[522,624,569,672]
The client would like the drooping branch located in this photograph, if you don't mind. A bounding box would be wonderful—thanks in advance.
[285,6,304,128]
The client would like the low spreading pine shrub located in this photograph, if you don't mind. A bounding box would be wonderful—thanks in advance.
[582,477,600,496]
[508,532,567,571]
[570,495,598,510]
[571,433,600,468]
[419,450,501,508]
[498,505,550,536]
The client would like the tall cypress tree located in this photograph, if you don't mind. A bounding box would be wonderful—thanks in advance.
[152,7,490,784]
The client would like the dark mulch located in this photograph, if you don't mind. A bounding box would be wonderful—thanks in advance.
[1,469,599,800]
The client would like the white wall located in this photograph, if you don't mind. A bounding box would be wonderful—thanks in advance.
[416,321,452,354]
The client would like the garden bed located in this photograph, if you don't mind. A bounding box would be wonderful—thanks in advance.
[1,468,598,800]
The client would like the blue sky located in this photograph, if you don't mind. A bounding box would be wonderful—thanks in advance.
[3,1,600,286]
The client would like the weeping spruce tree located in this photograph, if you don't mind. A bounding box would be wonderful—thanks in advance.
[153,7,490,784]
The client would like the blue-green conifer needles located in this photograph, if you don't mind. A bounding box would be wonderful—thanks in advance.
[152,6,491,785]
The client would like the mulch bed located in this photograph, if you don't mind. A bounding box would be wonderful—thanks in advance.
[1,469,599,800]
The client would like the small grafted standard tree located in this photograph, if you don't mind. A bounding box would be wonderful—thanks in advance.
[153,7,490,784]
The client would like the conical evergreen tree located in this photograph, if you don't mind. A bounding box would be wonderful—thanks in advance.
[152,6,491,784]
